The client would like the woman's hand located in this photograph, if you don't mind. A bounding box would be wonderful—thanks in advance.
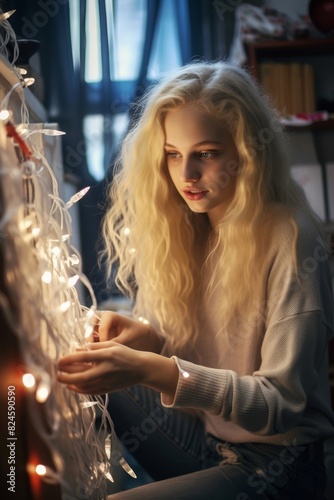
[96,311,165,353]
[57,341,178,398]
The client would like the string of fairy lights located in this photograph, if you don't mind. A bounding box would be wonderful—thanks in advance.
[0,9,135,499]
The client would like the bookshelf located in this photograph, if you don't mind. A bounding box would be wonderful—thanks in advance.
[245,37,334,116]
[246,37,334,77]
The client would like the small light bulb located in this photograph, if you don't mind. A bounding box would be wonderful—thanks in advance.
[86,308,95,320]
[84,323,94,338]
[69,254,80,266]
[68,275,79,287]
[0,9,16,21]
[35,464,47,476]
[51,246,61,256]
[98,463,114,483]
[65,186,90,208]
[22,373,36,388]
[36,381,50,403]
[128,248,136,255]
[123,227,130,235]
[80,401,98,409]
[23,77,35,87]
[32,227,40,237]
[105,435,111,459]
[42,129,66,136]
[0,110,10,120]
[119,457,137,478]
[41,271,52,284]
[138,316,149,324]
[59,301,71,312]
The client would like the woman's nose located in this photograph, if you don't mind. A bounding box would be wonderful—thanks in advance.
[181,157,200,182]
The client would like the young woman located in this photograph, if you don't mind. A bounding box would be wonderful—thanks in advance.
[58,62,334,499]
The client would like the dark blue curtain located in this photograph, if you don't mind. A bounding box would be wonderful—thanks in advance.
[175,0,228,63]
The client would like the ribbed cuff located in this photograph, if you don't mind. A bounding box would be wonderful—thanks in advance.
[161,356,230,416]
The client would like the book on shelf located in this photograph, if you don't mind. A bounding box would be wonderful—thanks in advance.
[303,64,316,114]
[258,62,316,116]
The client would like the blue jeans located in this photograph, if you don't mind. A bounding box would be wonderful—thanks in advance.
[106,385,327,499]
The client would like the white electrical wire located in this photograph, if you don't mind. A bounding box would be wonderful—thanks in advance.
[0,9,136,498]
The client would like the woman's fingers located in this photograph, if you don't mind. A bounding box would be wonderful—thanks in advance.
[58,362,99,383]
[98,311,125,341]
[59,342,116,366]
[57,362,92,374]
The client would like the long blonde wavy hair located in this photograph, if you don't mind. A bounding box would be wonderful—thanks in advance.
[101,61,315,349]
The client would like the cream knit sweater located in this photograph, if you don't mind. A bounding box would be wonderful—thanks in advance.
[161,210,334,446]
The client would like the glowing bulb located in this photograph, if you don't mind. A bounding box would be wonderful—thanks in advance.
[0,110,10,120]
[69,254,80,266]
[65,186,90,208]
[62,234,70,241]
[138,316,149,325]
[22,373,36,388]
[98,463,114,483]
[80,401,98,409]
[59,301,71,312]
[51,246,61,256]
[119,457,137,478]
[123,227,130,235]
[19,128,66,138]
[18,68,27,75]
[36,381,51,403]
[68,275,79,287]
[42,129,66,136]
[32,227,40,237]
[0,9,16,21]
[129,248,136,255]
[41,271,52,284]
[86,308,95,320]
[35,464,47,476]
[182,371,190,379]
[84,323,94,338]
[105,435,111,459]
[23,77,35,87]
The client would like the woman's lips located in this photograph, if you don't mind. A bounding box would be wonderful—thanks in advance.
[183,189,208,201]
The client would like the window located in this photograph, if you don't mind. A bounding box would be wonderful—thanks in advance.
[70,0,182,180]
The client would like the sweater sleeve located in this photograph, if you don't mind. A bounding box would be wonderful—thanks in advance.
[161,214,334,436]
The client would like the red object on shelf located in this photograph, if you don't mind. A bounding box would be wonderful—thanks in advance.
[5,121,32,159]
[309,0,334,34]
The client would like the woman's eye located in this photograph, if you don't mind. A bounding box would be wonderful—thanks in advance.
[166,151,180,159]
[199,151,215,159]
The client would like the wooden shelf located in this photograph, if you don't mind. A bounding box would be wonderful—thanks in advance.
[285,118,334,131]
[245,37,334,78]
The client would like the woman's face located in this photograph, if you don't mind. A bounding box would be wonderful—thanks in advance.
[164,104,240,226]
